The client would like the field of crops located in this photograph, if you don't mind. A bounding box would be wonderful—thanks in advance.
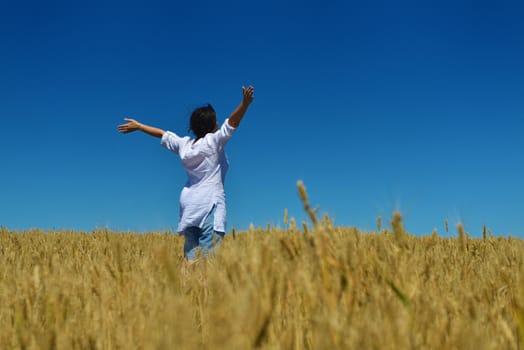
[1,210,524,350]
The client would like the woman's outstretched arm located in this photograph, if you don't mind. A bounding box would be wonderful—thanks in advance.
[227,86,254,128]
[118,118,165,138]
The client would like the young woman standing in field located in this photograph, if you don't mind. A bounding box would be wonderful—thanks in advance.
[118,86,255,260]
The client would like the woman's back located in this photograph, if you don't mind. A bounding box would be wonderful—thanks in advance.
[162,118,235,187]
[161,119,236,232]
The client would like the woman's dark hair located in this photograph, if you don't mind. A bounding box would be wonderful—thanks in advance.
[189,104,217,139]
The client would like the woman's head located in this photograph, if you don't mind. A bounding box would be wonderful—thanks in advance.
[189,104,217,139]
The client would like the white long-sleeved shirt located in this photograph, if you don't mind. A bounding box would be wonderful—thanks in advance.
[160,119,236,232]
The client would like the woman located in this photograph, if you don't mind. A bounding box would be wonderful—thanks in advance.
[118,86,254,259]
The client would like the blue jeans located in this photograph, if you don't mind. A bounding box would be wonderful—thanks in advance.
[179,207,225,260]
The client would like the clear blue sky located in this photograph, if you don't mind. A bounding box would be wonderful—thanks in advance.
[1,0,523,236]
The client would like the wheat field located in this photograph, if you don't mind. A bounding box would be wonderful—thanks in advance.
[1,215,524,350]
[1,183,524,349]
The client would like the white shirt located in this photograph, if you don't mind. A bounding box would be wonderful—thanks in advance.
[161,119,236,232]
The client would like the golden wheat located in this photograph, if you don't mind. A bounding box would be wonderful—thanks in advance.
[0,217,523,350]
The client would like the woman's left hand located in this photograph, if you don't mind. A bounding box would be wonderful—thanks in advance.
[118,118,142,133]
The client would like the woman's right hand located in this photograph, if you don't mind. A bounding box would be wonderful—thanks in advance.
[242,86,254,105]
